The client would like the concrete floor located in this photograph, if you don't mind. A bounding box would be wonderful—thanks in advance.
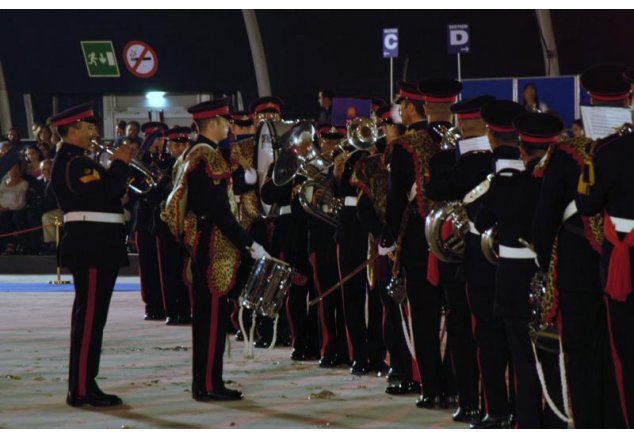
[0,275,465,429]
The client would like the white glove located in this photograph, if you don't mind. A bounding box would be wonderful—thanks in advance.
[249,242,270,260]
[244,168,258,185]
[378,243,396,256]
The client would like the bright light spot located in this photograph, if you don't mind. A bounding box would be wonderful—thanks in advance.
[146,91,166,107]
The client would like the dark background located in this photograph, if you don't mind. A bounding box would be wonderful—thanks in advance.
[1,10,634,135]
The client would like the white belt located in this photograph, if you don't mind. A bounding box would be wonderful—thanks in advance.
[408,183,417,202]
[63,211,125,224]
[562,200,577,222]
[278,205,292,216]
[499,245,536,259]
[468,221,480,235]
[343,196,358,207]
[610,215,634,234]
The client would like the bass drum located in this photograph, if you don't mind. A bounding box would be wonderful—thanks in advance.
[254,121,296,217]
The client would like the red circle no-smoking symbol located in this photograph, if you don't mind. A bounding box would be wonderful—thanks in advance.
[123,41,159,78]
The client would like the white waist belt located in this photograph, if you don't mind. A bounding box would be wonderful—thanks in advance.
[344,196,358,207]
[408,183,417,202]
[610,215,634,234]
[468,221,480,235]
[278,205,292,216]
[562,200,577,222]
[499,244,536,259]
[63,211,125,224]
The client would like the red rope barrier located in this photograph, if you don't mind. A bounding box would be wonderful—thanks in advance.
[0,223,55,239]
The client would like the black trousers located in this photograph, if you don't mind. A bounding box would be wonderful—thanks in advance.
[68,266,119,396]
[281,249,311,352]
[558,289,625,428]
[604,294,634,427]
[378,277,413,379]
[135,227,164,317]
[505,318,566,428]
[191,230,231,393]
[367,283,387,366]
[337,209,369,364]
[467,282,511,417]
[156,219,191,319]
[310,248,347,362]
[443,280,479,408]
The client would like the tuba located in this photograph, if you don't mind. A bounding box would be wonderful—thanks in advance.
[424,202,470,263]
[91,140,162,195]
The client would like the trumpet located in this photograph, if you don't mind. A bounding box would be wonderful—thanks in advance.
[91,140,162,195]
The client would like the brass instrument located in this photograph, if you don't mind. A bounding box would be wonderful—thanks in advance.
[431,124,462,150]
[480,226,499,265]
[91,140,162,195]
[292,118,383,227]
[424,202,470,263]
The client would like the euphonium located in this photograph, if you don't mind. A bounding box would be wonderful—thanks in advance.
[91,140,162,195]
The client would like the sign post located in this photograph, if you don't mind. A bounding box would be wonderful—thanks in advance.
[447,24,470,82]
[80,41,120,78]
[383,28,399,102]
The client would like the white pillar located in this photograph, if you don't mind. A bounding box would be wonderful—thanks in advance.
[535,10,560,76]
[242,10,272,97]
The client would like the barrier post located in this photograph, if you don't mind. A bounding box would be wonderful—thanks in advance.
[48,216,70,285]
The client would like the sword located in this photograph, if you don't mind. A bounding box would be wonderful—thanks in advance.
[308,254,381,306]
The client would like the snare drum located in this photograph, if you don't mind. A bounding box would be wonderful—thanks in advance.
[239,256,294,318]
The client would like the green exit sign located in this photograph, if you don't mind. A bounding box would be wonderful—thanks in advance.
[80,41,120,77]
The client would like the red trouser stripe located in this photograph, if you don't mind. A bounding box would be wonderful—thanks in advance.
[79,268,98,396]
[604,296,631,428]
[155,236,167,314]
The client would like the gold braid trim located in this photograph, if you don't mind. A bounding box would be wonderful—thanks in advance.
[400,130,440,218]
[230,137,261,229]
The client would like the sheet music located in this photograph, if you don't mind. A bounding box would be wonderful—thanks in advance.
[580,106,632,140]
[458,135,491,155]
[495,159,525,173]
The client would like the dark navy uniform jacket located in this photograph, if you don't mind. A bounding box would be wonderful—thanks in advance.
[475,158,542,319]
[51,142,130,269]
[533,145,602,293]
[578,132,634,289]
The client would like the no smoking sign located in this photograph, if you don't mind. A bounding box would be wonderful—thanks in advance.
[123,40,159,78]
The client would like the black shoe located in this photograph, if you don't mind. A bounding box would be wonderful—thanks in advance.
[290,349,308,361]
[235,330,244,342]
[254,339,270,348]
[452,406,482,424]
[415,395,443,409]
[385,379,421,395]
[385,369,404,386]
[370,361,390,377]
[66,391,122,407]
[193,387,243,402]
[144,312,165,321]
[166,315,191,325]
[318,357,337,368]
[350,360,369,376]
[469,414,511,429]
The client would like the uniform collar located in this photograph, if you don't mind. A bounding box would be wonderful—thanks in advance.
[196,135,218,149]
[61,142,91,156]
[408,120,427,131]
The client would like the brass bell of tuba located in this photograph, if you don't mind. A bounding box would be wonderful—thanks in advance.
[424,201,470,263]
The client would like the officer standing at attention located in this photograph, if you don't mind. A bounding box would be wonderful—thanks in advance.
[163,98,268,401]
[50,102,133,407]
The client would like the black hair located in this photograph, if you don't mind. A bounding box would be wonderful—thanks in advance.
[572,119,583,128]
[128,121,140,130]
[319,88,334,100]
[490,131,519,146]
[522,83,541,109]
[117,120,127,130]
